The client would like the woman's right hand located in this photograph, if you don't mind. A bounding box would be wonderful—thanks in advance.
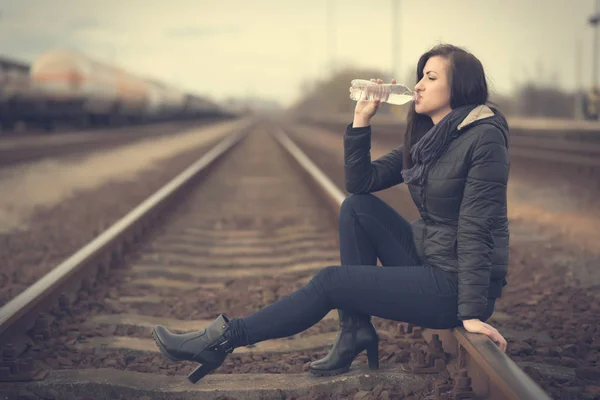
[353,78,396,128]
[462,319,508,352]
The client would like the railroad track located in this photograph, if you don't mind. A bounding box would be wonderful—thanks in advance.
[0,123,549,399]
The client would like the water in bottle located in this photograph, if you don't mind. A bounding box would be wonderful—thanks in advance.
[349,79,415,105]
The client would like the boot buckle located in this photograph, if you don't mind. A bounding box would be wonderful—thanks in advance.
[216,339,234,354]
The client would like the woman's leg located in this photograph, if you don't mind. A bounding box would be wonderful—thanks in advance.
[310,194,421,374]
[339,194,420,266]
[153,264,495,383]
[228,263,490,347]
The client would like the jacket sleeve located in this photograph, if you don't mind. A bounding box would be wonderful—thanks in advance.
[344,123,404,194]
[457,126,510,320]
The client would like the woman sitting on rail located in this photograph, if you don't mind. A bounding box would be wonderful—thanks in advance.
[152,43,509,383]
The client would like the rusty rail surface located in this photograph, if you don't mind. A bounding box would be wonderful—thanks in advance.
[271,125,551,400]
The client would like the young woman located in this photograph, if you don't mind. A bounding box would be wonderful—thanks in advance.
[152,44,509,383]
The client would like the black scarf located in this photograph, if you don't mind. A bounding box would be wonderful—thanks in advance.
[401,104,479,185]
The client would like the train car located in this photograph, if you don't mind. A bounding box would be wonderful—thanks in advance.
[114,69,149,122]
[160,85,187,119]
[0,49,232,132]
[185,94,229,118]
[143,80,167,120]
[142,80,189,120]
[30,49,151,127]
[0,56,47,130]
[182,94,205,118]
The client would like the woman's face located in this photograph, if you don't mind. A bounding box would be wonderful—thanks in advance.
[414,55,452,124]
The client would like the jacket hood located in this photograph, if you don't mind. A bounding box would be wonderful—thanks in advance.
[457,105,509,146]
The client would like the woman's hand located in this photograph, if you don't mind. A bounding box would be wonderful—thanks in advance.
[353,78,396,128]
[462,319,507,352]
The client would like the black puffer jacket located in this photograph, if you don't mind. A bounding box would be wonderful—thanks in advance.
[344,105,510,320]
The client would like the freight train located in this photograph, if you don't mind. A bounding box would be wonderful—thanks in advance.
[0,49,230,132]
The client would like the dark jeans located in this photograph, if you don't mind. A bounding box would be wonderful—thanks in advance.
[230,194,495,346]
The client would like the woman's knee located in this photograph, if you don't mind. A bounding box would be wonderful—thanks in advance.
[311,265,339,290]
[340,194,376,217]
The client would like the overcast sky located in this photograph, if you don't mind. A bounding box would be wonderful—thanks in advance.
[0,0,597,107]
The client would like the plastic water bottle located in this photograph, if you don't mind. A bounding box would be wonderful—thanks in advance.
[349,79,415,105]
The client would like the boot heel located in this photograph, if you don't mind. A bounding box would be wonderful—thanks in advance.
[188,362,216,383]
[366,342,379,370]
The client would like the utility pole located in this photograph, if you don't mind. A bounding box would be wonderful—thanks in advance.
[326,0,336,75]
[587,0,600,119]
[576,35,583,119]
[391,0,406,118]
[591,0,600,92]
[301,30,309,80]
[391,0,400,79]
[575,35,585,120]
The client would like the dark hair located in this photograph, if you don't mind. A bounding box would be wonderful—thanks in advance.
[402,44,489,170]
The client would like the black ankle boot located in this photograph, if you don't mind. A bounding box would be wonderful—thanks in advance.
[152,314,235,383]
[309,310,379,376]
